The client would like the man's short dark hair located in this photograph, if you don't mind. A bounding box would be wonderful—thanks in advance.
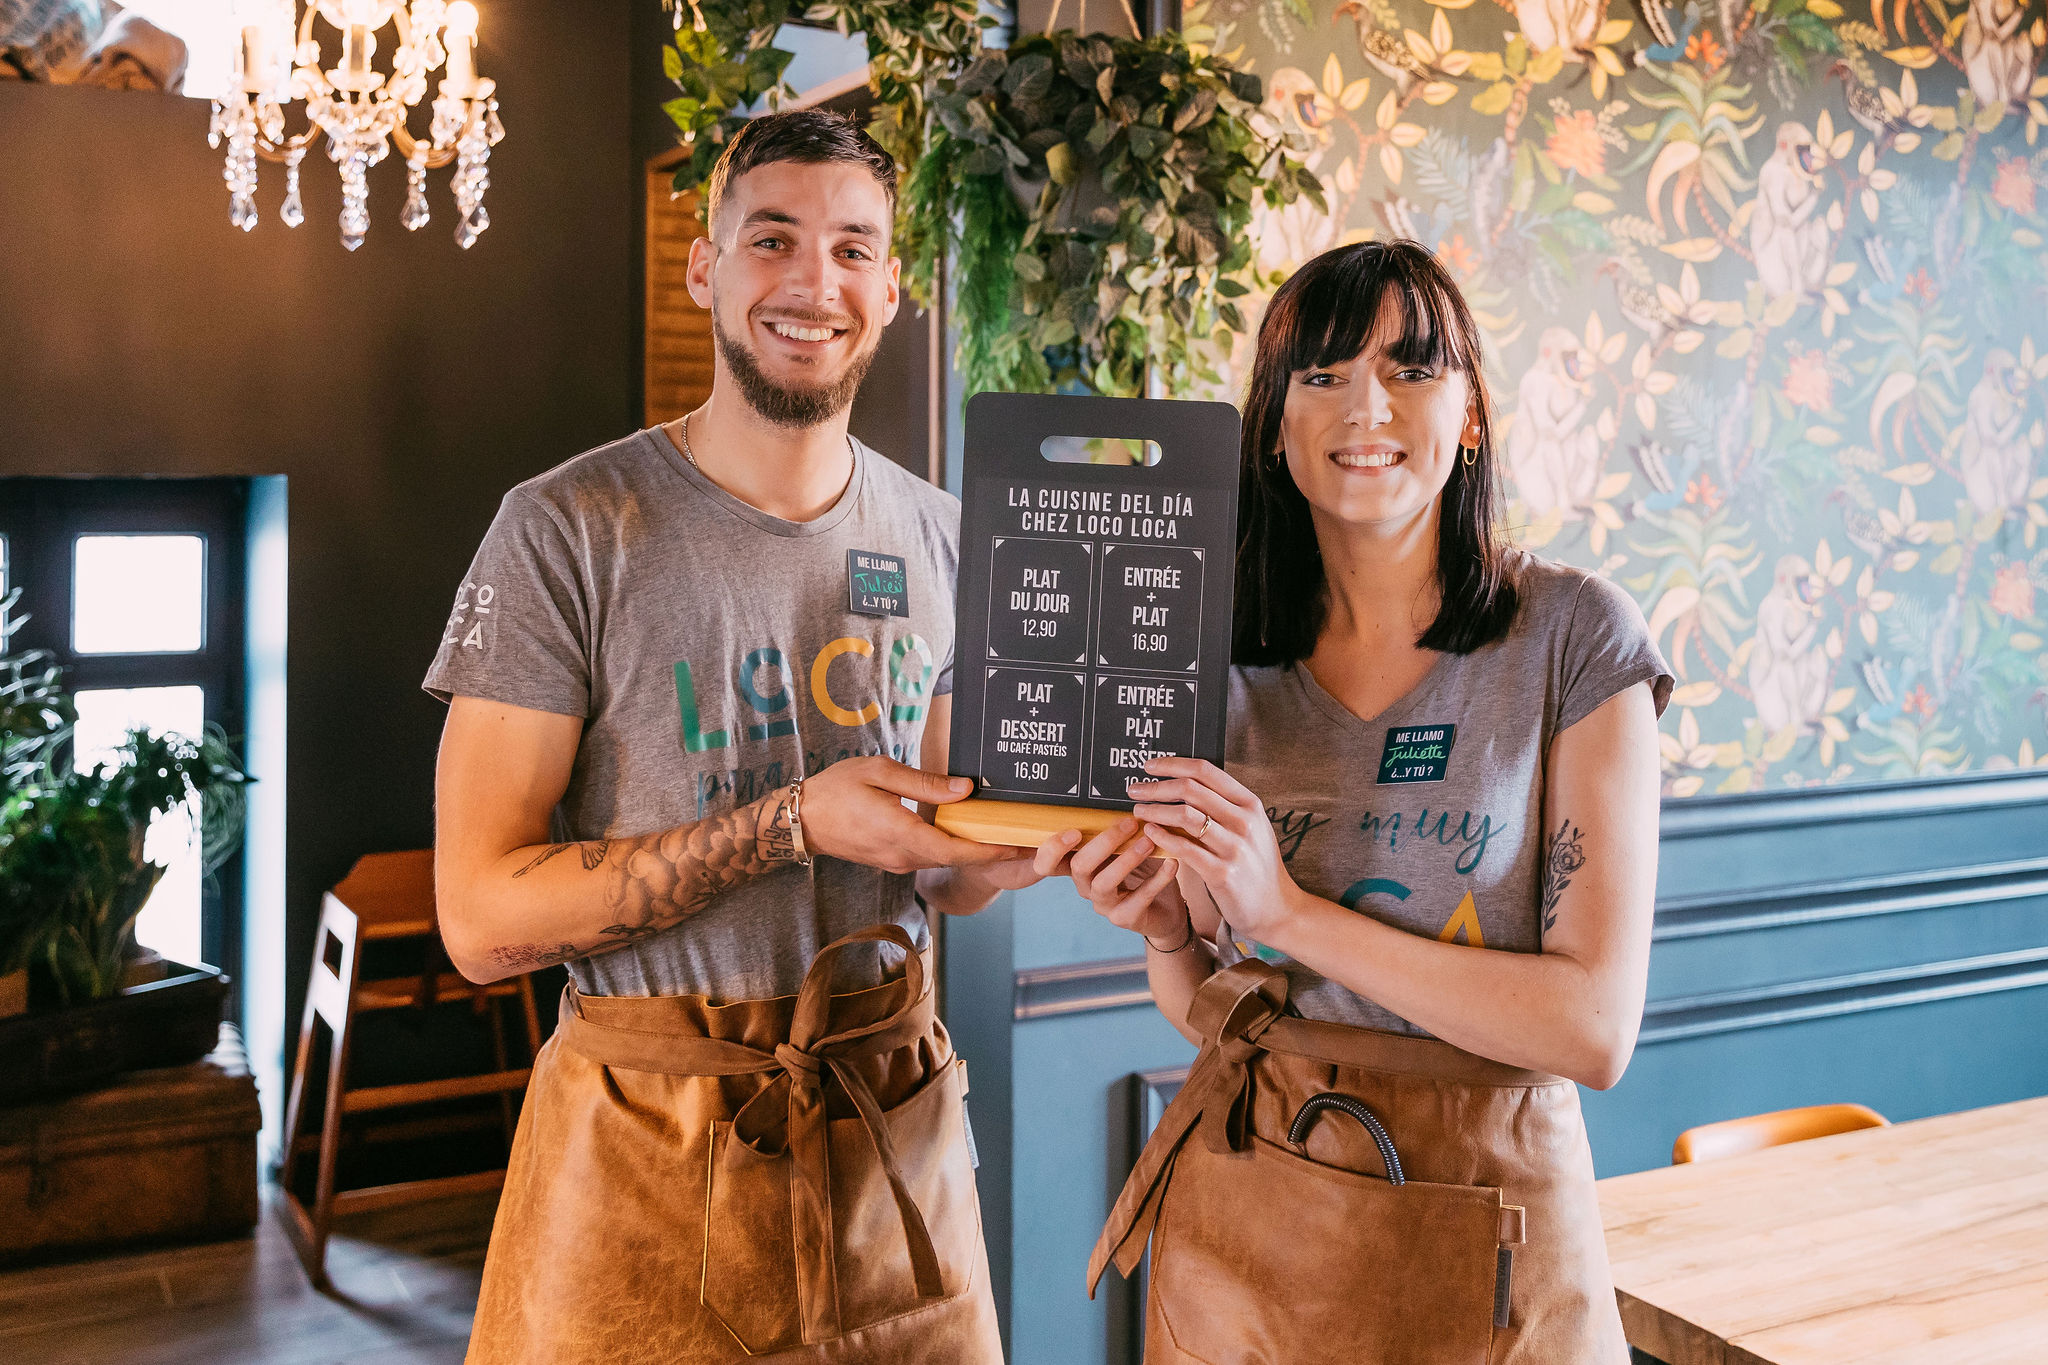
[703,109,898,233]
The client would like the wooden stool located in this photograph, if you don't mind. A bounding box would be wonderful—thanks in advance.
[277,850,541,1287]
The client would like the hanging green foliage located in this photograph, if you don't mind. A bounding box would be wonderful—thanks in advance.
[658,1,991,200]
[900,31,1325,399]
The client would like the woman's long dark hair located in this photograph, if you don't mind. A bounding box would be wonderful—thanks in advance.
[1234,239,1519,665]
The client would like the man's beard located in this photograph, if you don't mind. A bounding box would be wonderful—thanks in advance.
[713,309,879,429]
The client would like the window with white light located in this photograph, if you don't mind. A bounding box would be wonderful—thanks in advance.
[0,479,248,977]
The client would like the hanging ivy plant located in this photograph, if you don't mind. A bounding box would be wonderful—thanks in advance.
[900,31,1324,399]
[658,1,991,199]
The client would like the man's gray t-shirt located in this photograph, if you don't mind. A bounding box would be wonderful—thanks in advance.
[423,427,957,1001]
[1215,553,1672,1034]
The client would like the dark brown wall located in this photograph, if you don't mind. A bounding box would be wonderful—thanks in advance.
[0,0,635,1078]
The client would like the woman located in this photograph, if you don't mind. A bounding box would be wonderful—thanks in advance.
[1039,240,1670,1362]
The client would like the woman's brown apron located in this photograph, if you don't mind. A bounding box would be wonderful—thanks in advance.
[1090,959,1630,1365]
[467,925,1001,1364]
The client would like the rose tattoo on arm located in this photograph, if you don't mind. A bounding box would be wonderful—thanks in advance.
[1539,816,1587,934]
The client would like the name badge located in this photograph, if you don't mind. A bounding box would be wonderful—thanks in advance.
[847,549,909,618]
[1378,723,1455,784]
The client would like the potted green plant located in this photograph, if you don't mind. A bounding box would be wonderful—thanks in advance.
[0,589,249,1098]
[900,29,1323,399]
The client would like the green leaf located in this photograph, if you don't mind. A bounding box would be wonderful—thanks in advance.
[1171,87,1218,133]
[662,97,703,134]
[1216,277,1250,297]
[1003,52,1054,103]
[663,45,684,83]
[962,143,1007,176]
[1472,81,1516,116]
[1046,141,1078,185]
[1013,251,1047,282]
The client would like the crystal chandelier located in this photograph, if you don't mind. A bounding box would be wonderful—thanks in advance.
[208,0,505,250]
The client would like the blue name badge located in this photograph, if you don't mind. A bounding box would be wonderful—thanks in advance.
[1378,724,1455,784]
[847,549,909,618]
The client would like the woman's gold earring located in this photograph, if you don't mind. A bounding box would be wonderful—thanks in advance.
[1460,443,1477,468]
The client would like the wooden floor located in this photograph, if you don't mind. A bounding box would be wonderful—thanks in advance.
[0,1187,497,1365]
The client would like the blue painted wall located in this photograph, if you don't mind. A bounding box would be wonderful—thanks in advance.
[943,769,2048,1365]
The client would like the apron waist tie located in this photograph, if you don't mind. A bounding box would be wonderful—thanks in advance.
[562,924,943,1344]
[1087,959,1289,1298]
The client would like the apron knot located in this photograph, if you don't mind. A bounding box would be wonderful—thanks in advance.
[1087,960,1293,1297]
[775,1041,825,1085]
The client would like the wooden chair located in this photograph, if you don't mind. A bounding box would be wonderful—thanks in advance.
[277,850,542,1287]
[1672,1103,1890,1165]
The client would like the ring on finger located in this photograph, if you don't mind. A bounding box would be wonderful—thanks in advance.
[1186,808,1211,840]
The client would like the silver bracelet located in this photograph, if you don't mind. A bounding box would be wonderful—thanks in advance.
[786,778,812,868]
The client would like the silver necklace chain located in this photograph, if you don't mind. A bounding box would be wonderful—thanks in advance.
[678,409,858,473]
[678,410,699,468]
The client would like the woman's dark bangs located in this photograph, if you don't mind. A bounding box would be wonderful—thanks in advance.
[1288,246,1464,373]
[1284,249,1379,372]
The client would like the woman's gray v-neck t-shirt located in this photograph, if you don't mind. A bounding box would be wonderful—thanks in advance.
[1215,552,1672,1034]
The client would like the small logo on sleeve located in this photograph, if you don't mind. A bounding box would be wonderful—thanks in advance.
[1377,724,1455,784]
[847,550,909,618]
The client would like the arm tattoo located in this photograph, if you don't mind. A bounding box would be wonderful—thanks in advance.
[495,789,797,962]
[595,785,799,945]
[513,839,610,878]
[1539,816,1587,933]
[512,843,575,877]
[489,942,581,970]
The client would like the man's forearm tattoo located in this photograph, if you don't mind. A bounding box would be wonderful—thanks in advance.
[597,786,798,942]
[498,789,796,961]
[1539,816,1587,933]
[757,788,797,866]
[512,838,611,878]
[490,942,581,970]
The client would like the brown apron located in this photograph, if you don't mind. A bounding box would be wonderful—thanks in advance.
[467,925,1001,1364]
[1090,960,1629,1365]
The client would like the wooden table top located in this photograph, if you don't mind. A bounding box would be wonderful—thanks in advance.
[1598,1095,2048,1365]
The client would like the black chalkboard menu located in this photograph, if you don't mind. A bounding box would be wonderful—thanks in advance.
[936,392,1241,846]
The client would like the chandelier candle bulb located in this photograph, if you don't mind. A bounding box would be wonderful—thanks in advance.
[444,2,478,96]
[238,25,268,93]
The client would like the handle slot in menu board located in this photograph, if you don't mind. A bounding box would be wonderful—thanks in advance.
[1039,434,1165,466]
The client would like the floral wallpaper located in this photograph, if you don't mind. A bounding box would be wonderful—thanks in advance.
[1191,0,2048,793]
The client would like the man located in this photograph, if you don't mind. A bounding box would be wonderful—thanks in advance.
[427,110,1041,1363]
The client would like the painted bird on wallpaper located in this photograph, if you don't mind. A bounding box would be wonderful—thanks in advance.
[1961,0,2038,112]
[1752,123,1832,301]
[1335,1,1436,90]
[1825,61,1911,141]
[1509,327,1605,515]
[1959,349,2039,517]
[1751,555,1832,736]
[1599,258,1684,344]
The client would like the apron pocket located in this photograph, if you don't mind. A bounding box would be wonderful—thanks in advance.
[1153,1133,1506,1365]
[701,1054,979,1352]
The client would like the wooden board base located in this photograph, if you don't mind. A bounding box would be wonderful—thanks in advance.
[935,798,1132,849]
